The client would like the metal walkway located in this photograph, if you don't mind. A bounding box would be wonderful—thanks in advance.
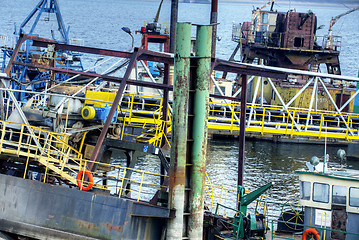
[207,101,359,142]
[110,93,359,144]
[0,119,237,210]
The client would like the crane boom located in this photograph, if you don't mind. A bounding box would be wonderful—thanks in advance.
[326,6,359,49]
[154,0,164,23]
[252,0,275,21]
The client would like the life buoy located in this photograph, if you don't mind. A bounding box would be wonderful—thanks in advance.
[76,170,94,191]
[302,228,320,240]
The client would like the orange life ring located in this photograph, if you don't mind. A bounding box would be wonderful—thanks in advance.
[76,170,94,191]
[302,228,320,240]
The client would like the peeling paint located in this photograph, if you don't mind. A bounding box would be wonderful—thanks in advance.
[102,222,122,232]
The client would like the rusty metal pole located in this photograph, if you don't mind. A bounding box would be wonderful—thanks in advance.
[188,24,212,239]
[238,74,248,188]
[210,0,218,58]
[167,22,191,240]
[88,49,141,170]
[169,0,178,53]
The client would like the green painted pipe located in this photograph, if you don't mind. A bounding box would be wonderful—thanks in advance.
[167,22,191,240]
[188,25,212,239]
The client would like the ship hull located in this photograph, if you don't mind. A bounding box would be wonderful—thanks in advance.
[0,174,169,240]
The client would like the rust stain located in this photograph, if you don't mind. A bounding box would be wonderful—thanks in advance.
[102,222,122,232]
[76,219,96,230]
[168,165,186,187]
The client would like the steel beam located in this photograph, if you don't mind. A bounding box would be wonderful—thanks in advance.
[5,35,27,76]
[13,61,241,102]
[88,49,142,171]
[24,34,174,64]
[238,75,248,189]
[14,62,170,90]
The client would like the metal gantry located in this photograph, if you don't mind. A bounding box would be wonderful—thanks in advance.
[2,24,359,240]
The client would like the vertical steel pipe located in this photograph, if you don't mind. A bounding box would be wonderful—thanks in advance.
[167,22,191,240]
[238,75,248,188]
[210,0,218,58]
[188,24,212,239]
[169,0,179,53]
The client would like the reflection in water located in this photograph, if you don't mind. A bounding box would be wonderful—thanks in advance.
[207,139,353,203]
[111,140,356,206]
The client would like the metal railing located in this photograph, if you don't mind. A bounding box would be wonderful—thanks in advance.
[231,23,341,51]
[4,87,359,145]
[0,119,169,201]
[269,219,359,240]
[0,118,237,205]
[1,88,169,147]
[208,101,359,141]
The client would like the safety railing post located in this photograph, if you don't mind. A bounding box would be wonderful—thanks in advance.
[118,168,127,198]
[23,154,31,179]
[137,172,145,202]
[79,162,88,191]
[319,114,324,139]
[290,111,296,137]
[120,119,126,141]
[261,107,265,135]
[346,116,351,139]
[0,122,6,153]
[129,95,134,123]
[35,129,42,158]
[230,104,235,133]
[285,109,290,134]
[17,124,24,155]
[219,186,224,213]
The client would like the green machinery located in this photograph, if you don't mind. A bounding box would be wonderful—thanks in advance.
[214,182,273,240]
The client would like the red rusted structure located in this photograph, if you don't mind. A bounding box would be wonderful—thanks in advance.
[234,9,341,74]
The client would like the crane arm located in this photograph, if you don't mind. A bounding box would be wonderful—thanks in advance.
[154,0,164,23]
[326,6,359,49]
[252,0,275,21]
[329,6,359,32]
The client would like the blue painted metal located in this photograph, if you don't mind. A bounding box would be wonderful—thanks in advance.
[147,61,160,77]
[83,106,118,123]
[1,0,84,103]
[19,0,69,44]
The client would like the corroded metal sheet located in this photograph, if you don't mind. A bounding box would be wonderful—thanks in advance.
[0,174,168,239]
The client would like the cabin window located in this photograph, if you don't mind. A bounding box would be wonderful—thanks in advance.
[300,181,311,200]
[294,37,304,47]
[261,13,268,24]
[214,86,226,96]
[332,185,346,205]
[349,187,359,207]
[313,183,329,203]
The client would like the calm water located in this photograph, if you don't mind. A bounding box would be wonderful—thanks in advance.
[1,0,359,203]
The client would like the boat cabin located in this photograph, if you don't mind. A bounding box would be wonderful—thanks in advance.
[297,170,359,240]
